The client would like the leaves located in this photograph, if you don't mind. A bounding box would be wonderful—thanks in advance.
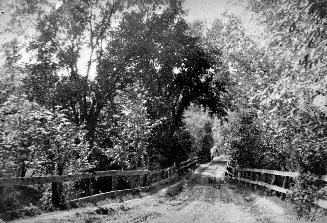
[0,95,91,177]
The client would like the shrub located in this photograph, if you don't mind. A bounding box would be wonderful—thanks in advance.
[289,172,326,220]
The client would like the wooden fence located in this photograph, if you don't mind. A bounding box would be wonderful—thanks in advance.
[0,156,206,207]
[225,164,327,209]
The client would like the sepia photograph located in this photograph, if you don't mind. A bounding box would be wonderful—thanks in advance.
[0,0,327,222]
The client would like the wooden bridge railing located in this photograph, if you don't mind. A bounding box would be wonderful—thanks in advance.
[0,156,204,206]
[225,164,327,209]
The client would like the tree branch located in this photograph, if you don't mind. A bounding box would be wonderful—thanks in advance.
[86,4,94,79]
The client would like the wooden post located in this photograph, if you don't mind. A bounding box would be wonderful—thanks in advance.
[254,173,258,190]
[265,173,269,195]
[259,173,263,190]
[131,176,136,194]
[0,186,3,213]
[139,174,143,187]
[238,171,240,183]
[51,182,63,208]
[88,178,92,196]
[281,177,288,200]
[270,174,276,196]
[0,171,4,213]
[250,172,255,187]
[145,173,150,187]
[112,176,118,191]
[282,176,287,188]
[246,172,249,186]
[270,174,275,185]
[148,173,152,186]
[142,173,146,187]
[136,175,141,189]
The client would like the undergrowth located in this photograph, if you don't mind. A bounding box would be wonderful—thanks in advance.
[289,172,327,220]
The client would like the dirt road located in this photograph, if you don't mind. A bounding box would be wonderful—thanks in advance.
[11,160,327,223]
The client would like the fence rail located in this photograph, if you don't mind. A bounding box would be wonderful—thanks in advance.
[0,156,208,208]
[0,156,210,187]
[225,165,327,209]
[0,170,150,187]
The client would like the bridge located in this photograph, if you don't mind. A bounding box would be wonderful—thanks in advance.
[9,157,327,223]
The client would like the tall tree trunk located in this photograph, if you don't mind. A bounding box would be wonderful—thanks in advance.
[85,100,104,149]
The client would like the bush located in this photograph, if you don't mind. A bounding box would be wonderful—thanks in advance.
[0,186,42,220]
[295,144,327,175]
[289,172,327,220]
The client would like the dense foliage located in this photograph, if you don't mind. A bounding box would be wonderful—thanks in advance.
[0,0,230,212]
[195,0,327,217]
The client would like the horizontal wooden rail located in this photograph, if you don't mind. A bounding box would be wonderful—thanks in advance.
[94,169,148,177]
[69,158,197,204]
[180,158,197,170]
[148,169,165,175]
[70,173,179,205]
[0,157,199,187]
[239,168,299,178]
[238,177,291,194]
[226,165,327,209]
[227,166,327,182]
[0,169,149,186]
[0,156,199,212]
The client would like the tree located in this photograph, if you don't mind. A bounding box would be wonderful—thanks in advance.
[111,1,230,166]
[0,95,90,208]
[106,83,162,169]
[14,0,198,168]
[197,2,327,174]
[0,39,25,104]
[244,0,327,174]
[206,1,327,217]
[23,0,128,148]
[3,0,231,171]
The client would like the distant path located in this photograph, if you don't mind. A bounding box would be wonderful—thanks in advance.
[196,156,229,179]
[11,158,327,223]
